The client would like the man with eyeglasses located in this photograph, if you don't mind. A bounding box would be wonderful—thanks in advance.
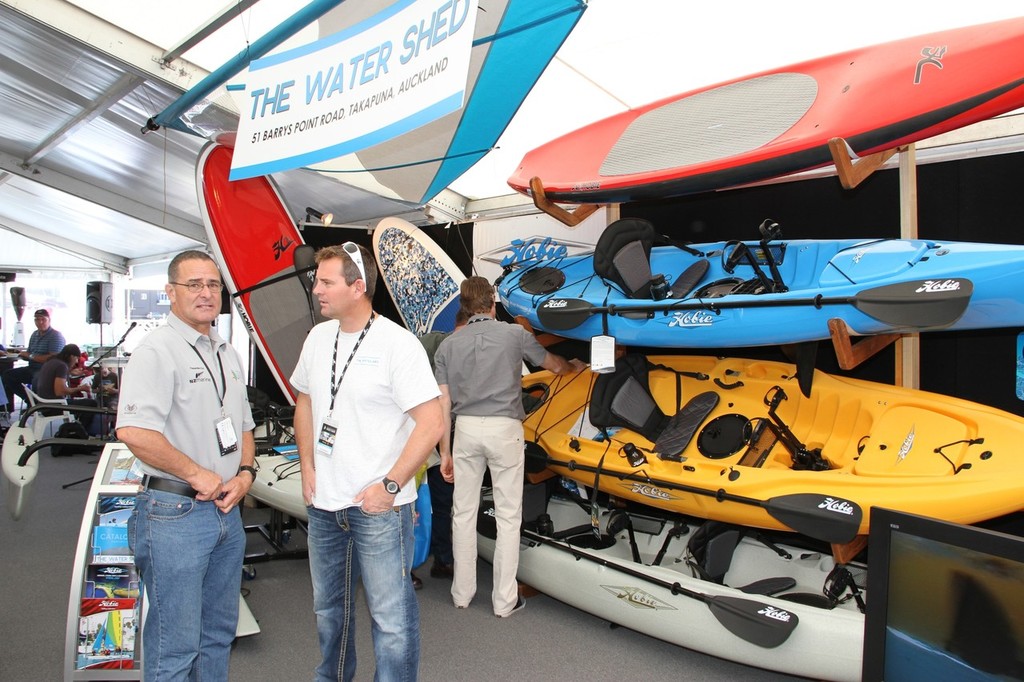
[290,242,443,681]
[116,250,256,680]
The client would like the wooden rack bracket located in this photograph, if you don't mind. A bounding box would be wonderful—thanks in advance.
[831,534,868,565]
[530,176,601,227]
[828,318,900,370]
[828,137,900,190]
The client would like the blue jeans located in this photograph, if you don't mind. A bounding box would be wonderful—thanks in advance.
[306,503,419,682]
[128,489,244,681]
[427,465,453,566]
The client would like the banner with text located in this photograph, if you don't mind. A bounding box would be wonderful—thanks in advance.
[230,0,476,180]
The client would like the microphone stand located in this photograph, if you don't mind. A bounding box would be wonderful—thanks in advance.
[86,322,137,439]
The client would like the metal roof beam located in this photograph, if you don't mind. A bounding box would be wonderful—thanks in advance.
[0,218,128,274]
[0,150,206,243]
[1,0,210,92]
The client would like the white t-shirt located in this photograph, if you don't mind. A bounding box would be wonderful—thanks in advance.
[290,315,439,511]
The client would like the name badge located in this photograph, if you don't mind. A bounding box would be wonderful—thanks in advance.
[316,415,339,457]
[215,415,238,456]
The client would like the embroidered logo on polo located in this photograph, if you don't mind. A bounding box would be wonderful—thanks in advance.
[188,366,213,384]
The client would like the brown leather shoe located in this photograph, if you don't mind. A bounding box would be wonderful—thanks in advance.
[430,561,454,579]
[411,572,423,590]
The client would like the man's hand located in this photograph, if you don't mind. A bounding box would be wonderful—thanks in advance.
[189,468,225,502]
[215,473,252,513]
[440,451,454,483]
[354,481,396,513]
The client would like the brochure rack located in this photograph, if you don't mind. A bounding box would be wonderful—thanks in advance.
[64,444,260,681]
[64,444,145,680]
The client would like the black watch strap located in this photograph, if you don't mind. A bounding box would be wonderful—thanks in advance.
[238,464,258,480]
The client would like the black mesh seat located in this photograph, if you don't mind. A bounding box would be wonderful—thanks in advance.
[589,354,718,460]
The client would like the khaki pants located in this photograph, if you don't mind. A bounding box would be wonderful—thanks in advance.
[449,415,524,615]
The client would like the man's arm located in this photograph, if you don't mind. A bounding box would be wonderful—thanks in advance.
[293,391,316,506]
[355,397,444,512]
[540,352,586,375]
[214,430,256,513]
[437,384,454,482]
[116,426,224,501]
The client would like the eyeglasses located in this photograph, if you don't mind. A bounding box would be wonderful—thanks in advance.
[169,280,224,294]
[342,242,367,283]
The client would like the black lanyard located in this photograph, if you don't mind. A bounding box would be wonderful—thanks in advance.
[329,313,375,412]
[189,342,226,409]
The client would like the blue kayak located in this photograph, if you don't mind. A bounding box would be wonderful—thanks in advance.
[497,218,1024,348]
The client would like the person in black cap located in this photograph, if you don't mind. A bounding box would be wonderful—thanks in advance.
[2,308,66,409]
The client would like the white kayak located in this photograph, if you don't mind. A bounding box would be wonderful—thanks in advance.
[2,425,39,521]
[248,454,306,521]
[477,482,865,681]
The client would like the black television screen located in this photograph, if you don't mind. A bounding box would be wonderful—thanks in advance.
[863,508,1024,681]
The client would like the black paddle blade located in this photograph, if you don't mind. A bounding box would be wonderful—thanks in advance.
[853,278,973,328]
[706,595,798,649]
[766,493,863,544]
[536,298,597,331]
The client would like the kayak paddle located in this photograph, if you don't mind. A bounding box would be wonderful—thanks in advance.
[536,278,973,332]
[533,451,863,544]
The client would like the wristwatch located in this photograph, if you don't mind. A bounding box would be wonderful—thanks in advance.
[382,476,401,495]
[238,463,259,480]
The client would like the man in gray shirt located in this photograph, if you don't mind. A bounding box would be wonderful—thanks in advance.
[434,276,583,617]
[117,250,256,680]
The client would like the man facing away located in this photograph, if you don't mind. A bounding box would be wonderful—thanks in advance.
[117,250,257,681]
[434,276,584,617]
[291,242,443,681]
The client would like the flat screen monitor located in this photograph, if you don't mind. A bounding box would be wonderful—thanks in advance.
[863,508,1024,681]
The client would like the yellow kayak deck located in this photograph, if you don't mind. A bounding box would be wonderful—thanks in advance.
[523,355,1024,537]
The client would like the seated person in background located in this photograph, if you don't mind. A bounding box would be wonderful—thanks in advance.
[2,308,66,408]
[36,344,99,436]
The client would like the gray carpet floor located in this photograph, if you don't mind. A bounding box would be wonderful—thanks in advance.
[0,447,802,681]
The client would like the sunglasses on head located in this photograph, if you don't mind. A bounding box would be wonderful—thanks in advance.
[342,242,367,283]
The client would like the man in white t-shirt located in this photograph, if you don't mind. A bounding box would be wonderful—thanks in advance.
[290,242,442,682]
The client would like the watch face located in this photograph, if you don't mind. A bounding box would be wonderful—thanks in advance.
[384,478,400,494]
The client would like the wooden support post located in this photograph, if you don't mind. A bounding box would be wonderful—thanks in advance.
[828,318,900,370]
[828,137,899,190]
[530,176,601,227]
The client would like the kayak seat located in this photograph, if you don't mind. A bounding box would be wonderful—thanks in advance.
[589,354,718,460]
[687,520,795,591]
[670,258,710,298]
[593,218,658,298]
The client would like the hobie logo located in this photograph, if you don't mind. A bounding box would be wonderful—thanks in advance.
[896,426,915,464]
[668,311,715,327]
[100,600,119,608]
[819,497,856,515]
[630,483,670,500]
[543,299,569,309]
[600,586,677,611]
[758,606,793,623]
[915,279,961,293]
[500,237,569,267]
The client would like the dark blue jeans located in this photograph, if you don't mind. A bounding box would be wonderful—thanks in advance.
[427,464,453,565]
[306,503,419,682]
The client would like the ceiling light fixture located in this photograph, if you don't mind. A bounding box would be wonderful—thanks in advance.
[305,207,334,226]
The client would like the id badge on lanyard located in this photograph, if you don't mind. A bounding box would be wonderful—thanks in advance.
[316,414,339,457]
[215,413,238,455]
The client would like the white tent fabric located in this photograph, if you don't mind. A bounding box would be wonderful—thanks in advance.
[1,0,1023,274]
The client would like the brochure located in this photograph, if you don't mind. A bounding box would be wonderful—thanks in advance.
[76,598,137,670]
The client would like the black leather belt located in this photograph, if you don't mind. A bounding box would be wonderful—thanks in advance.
[142,475,198,499]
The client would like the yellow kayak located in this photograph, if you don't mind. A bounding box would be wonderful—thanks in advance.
[522,354,1024,544]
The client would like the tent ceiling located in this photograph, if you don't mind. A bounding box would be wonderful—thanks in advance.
[2,0,1023,274]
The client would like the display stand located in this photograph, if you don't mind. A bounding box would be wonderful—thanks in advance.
[63,444,259,681]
